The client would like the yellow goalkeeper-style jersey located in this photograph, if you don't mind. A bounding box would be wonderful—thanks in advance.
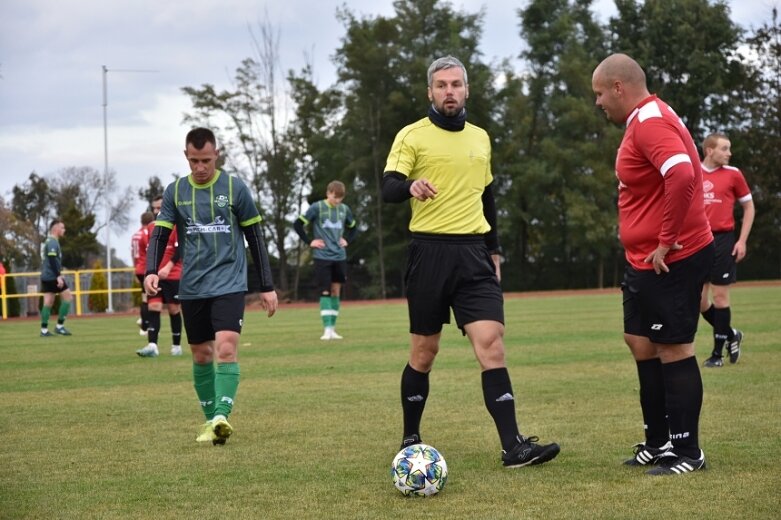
[384,116,492,235]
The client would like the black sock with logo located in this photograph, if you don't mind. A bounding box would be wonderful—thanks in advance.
[712,307,731,356]
[401,363,429,440]
[636,358,669,447]
[662,357,702,459]
[482,367,520,452]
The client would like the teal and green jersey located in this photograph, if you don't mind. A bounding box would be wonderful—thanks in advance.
[298,200,356,261]
[155,170,262,299]
[40,235,62,281]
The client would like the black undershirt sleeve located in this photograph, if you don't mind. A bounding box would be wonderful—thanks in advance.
[381,172,414,203]
[145,226,172,276]
[293,218,310,244]
[243,223,275,293]
[482,182,500,253]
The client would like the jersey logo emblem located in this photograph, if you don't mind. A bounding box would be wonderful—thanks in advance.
[215,194,229,208]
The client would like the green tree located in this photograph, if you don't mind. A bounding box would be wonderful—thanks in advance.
[608,0,750,139]
[730,8,781,278]
[496,0,618,289]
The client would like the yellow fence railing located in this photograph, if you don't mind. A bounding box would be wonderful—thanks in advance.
[0,267,140,320]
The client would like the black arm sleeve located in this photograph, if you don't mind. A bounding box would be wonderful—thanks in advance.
[482,182,500,253]
[48,255,60,277]
[381,172,414,203]
[243,223,275,293]
[145,226,172,276]
[344,223,358,244]
[293,217,310,244]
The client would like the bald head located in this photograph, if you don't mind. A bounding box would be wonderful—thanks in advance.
[592,53,651,123]
[593,53,647,87]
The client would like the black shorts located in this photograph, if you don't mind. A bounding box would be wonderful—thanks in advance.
[622,242,714,344]
[314,259,347,293]
[180,292,245,344]
[149,279,180,305]
[708,231,737,285]
[41,279,69,294]
[405,233,504,335]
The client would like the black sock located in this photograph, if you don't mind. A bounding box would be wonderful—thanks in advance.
[170,313,182,345]
[635,358,669,448]
[147,311,161,344]
[701,304,715,327]
[662,357,702,459]
[401,364,429,439]
[712,307,731,356]
[141,303,149,330]
[481,367,520,452]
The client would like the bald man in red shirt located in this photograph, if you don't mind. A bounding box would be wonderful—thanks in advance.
[593,53,714,476]
[699,133,754,368]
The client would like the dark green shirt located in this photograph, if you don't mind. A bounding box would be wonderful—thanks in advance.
[155,170,262,299]
[40,235,61,281]
[298,200,356,261]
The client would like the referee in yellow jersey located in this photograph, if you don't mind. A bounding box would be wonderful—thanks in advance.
[382,55,560,468]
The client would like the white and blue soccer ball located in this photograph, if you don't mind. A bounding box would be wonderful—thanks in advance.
[390,443,448,497]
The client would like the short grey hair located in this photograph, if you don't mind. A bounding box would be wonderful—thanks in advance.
[427,56,468,86]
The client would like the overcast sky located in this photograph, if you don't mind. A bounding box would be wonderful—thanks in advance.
[0,0,775,264]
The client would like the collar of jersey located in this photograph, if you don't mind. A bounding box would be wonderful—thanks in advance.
[188,169,222,189]
[625,94,658,126]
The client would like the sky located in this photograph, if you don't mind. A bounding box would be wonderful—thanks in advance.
[0,0,776,265]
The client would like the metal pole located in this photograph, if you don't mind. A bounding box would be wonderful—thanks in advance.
[102,65,114,313]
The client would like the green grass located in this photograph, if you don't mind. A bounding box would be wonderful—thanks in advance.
[0,285,778,519]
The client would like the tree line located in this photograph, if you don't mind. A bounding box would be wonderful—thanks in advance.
[2,0,779,302]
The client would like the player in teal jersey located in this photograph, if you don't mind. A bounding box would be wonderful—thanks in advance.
[294,180,358,340]
[39,219,73,337]
[144,128,278,445]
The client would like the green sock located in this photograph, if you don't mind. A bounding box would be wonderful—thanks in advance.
[214,362,240,419]
[330,296,340,327]
[41,306,51,328]
[193,362,216,420]
[57,300,70,324]
[319,296,332,328]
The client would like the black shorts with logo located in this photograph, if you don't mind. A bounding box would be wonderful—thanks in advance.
[313,258,347,293]
[622,242,714,344]
[180,292,245,344]
[41,279,69,294]
[708,231,737,286]
[149,279,180,305]
[405,233,504,335]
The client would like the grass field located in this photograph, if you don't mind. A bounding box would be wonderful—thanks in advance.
[0,285,778,519]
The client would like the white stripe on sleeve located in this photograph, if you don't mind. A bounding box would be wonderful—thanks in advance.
[660,154,692,176]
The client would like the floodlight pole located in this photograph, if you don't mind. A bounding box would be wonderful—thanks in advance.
[102,65,113,313]
[101,65,157,314]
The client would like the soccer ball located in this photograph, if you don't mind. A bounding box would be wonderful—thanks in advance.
[390,443,448,496]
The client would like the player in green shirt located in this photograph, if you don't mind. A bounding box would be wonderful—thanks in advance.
[39,219,73,336]
[144,128,278,445]
[294,180,358,340]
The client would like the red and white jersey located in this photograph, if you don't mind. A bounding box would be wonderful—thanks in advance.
[160,226,182,280]
[131,225,150,275]
[702,165,752,233]
[615,95,712,270]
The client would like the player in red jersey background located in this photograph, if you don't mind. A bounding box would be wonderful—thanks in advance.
[699,133,754,368]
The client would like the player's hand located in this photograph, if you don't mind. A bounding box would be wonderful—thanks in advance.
[259,290,278,317]
[56,276,64,288]
[339,237,348,248]
[158,263,172,280]
[311,239,326,249]
[144,274,160,296]
[644,243,682,274]
[491,254,502,282]
[732,240,747,262]
[410,178,438,201]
